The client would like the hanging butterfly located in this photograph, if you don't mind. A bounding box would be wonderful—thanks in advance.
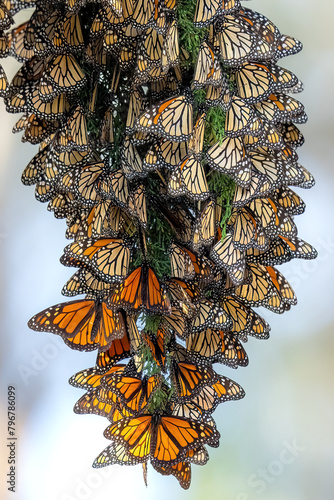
[109,264,171,314]
[186,329,248,368]
[169,242,215,282]
[206,136,252,188]
[98,412,220,467]
[135,93,193,142]
[193,41,223,89]
[193,0,239,28]
[220,294,270,341]
[233,62,299,104]
[28,298,126,351]
[101,372,161,415]
[142,327,167,372]
[69,364,126,391]
[170,360,218,401]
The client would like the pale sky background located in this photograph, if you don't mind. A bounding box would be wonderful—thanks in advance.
[0,1,333,499]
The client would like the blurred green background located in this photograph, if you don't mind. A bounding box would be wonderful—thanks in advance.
[1,1,333,499]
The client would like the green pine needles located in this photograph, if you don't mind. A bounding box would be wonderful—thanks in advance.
[177,0,208,67]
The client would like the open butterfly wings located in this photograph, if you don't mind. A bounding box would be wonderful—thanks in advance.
[3,0,316,489]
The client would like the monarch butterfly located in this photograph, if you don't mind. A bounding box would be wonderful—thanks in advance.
[48,192,76,219]
[0,31,10,57]
[174,375,245,416]
[21,147,48,185]
[193,41,222,89]
[273,187,306,216]
[246,235,317,266]
[95,329,133,372]
[233,263,297,313]
[168,156,209,201]
[101,373,161,414]
[274,35,303,61]
[62,238,131,283]
[52,146,94,169]
[192,199,216,249]
[206,136,252,187]
[170,242,214,282]
[101,413,220,466]
[170,361,218,400]
[248,197,297,240]
[83,200,125,240]
[228,207,267,251]
[28,298,126,351]
[213,16,260,66]
[193,0,238,28]
[192,375,245,409]
[15,113,55,145]
[64,208,91,241]
[34,178,54,203]
[245,117,286,150]
[190,298,232,333]
[150,73,182,102]
[152,461,191,489]
[211,232,246,286]
[164,306,190,340]
[205,80,231,109]
[225,96,262,137]
[279,122,305,149]
[100,169,129,207]
[285,161,315,189]
[86,36,107,68]
[69,364,126,391]
[127,185,147,227]
[130,0,170,33]
[168,277,202,302]
[8,22,35,62]
[154,201,193,244]
[186,329,248,368]
[28,88,70,120]
[232,169,281,208]
[188,112,206,158]
[233,62,299,104]
[109,264,171,314]
[56,106,89,152]
[94,441,147,468]
[45,12,84,53]
[133,64,168,88]
[171,400,204,422]
[143,139,188,170]
[125,88,145,133]
[238,8,280,58]
[142,328,167,371]
[220,294,270,341]
[74,388,117,417]
[137,28,164,69]
[0,63,8,96]
[135,94,193,142]
[99,106,114,147]
[61,269,114,297]
[40,54,86,95]
[254,93,307,125]
[121,137,145,180]
[161,20,179,70]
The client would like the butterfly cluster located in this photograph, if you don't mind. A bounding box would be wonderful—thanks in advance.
[0,0,316,490]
